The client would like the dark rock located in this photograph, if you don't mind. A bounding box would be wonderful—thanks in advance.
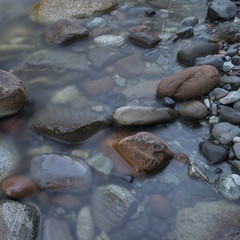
[194,55,223,72]
[145,9,157,17]
[231,55,240,65]
[220,105,240,124]
[31,153,92,192]
[199,142,229,164]
[179,16,199,27]
[227,44,239,57]
[176,27,194,39]
[177,43,219,66]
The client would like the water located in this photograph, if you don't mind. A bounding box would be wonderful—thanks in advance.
[0,0,229,239]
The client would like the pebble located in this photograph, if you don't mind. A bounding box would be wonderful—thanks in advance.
[219,89,240,104]
[233,136,240,143]
[220,76,240,89]
[210,103,218,115]
[208,116,219,124]
[219,105,240,124]
[86,17,107,29]
[178,16,199,27]
[173,153,189,166]
[231,55,240,65]
[94,35,125,48]
[227,44,239,57]
[175,27,194,39]
[213,87,229,100]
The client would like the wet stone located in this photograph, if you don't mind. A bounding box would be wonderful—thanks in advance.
[150,194,173,217]
[173,153,189,166]
[94,35,125,48]
[179,16,199,27]
[194,55,223,73]
[219,105,240,124]
[31,153,92,192]
[176,27,194,39]
[86,17,107,29]
[51,193,82,209]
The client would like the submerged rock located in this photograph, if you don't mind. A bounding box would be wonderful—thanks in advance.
[94,35,125,48]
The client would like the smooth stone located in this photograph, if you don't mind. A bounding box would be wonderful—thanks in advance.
[219,89,240,104]
[194,55,223,72]
[30,0,119,23]
[0,69,27,117]
[94,35,125,48]
[128,31,161,48]
[31,153,92,192]
[43,218,73,240]
[176,27,194,39]
[220,76,240,89]
[210,103,218,115]
[219,173,240,200]
[162,97,175,108]
[220,105,240,124]
[176,100,208,119]
[223,63,231,72]
[77,206,94,240]
[177,43,219,66]
[177,200,240,240]
[213,87,229,100]
[203,98,211,109]
[157,65,219,100]
[112,106,178,126]
[233,100,240,111]
[179,16,199,27]
[231,55,240,65]
[227,44,239,57]
[199,142,229,164]
[92,184,137,232]
[114,132,174,173]
[31,108,107,143]
[233,143,240,159]
[86,17,107,29]
[1,175,38,200]
[233,136,240,143]
[212,122,240,144]
[86,154,113,175]
[209,116,219,124]
[0,200,40,240]
[207,0,237,21]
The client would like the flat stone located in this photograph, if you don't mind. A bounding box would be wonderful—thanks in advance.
[220,76,240,89]
[112,106,178,126]
[220,105,240,124]
[157,65,219,100]
[195,55,223,72]
[227,44,239,57]
[213,87,229,100]
[219,89,240,104]
[31,153,92,192]
[94,35,125,48]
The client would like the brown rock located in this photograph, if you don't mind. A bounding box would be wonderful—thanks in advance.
[91,27,112,37]
[156,65,219,100]
[114,132,174,173]
[51,193,82,208]
[128,25,152,32]
[174,153,189,166]
[0,70,27,117]
[1,176,38,200]
[43,19,89,45]
[82,77,114,96]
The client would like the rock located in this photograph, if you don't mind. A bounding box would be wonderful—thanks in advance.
[128,31,161,48]
[219,89,240,105]
[43,218,73,240]
[232,55,240,65]
[114,132,174,173]
[213,87,229,100]
[220,105,240,124]
[195,55,223,72]
[220,76,240,89]
[1,175,38,200]
[179,16,199,27]
[92,184,137,232]
[94,35,125,48]
[150,194,173,217]
[207,0,237,22]
[156,65,219,100]
[112,106,178,126]
[219,173,240,200]
[177,43,219,66]
[173,153,189,166]
[30,0,119,23]
[31,108,107,143]
[176,100,208,119]
[128,25,151,32]
[177,200,240,240]
[176,27,194,39]
[86,17,107,29]
[234,100,240,111]
[31,153,92,192]
[212,122,240,144]
[77,206,94,240]
[227,44,239,57]
[199,142,229,164]
[233,143,240,159]
[0,200,40,240]
[210,22,240,44]
[51,193,82,208]
[0,69,27,117]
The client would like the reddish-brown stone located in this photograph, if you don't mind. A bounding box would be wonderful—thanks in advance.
[156,65,219,100]
[114,132,174,173]
[51,193,82,208]
[91,27,112,37]
[128,25,151,32]
[174,153,189,166]
[1,175,38,200]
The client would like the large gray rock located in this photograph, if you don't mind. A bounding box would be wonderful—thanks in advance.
[31,108,108,143]
[177,200,240,240]
[31,153,92,192]
[92,184,137,232]
[0,200,40,240]
[112,106,178,126]
[30,0,119,23]
[195,55,223,73]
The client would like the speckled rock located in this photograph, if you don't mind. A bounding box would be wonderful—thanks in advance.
[94,35,125,48]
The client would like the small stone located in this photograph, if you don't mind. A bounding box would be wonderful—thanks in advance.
[150,194,173,217]
[179,16,199,27]
[233,137,240,143]
[72,150,89,159]
[145,9,157,17]
[219,89,240,104]
[162,97,176,108]
[176,27,194,39]
[213,87,229,100]
[86,17,107,29]
[219,105,240,124]
[208,116,219,124]
[220,76,240,89]
[128,25,151,32]
[232,55,240,65]
[227,44,239,57]
[173,153,189,166]
[94,35,125,48]
[223,64,231,72]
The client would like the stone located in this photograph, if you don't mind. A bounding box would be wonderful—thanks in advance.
[177,43,219,66]
[1,175,38,200]
[176,100,208,119]
[207,0,237,22]
[91,27,112,37]
[173,153,189,166]
[227,44,239,57]
[150,194,173,217]
[86,17,107,29]
[233,143,240,159]
[220,76,240,89]
[219,89,240,104]
[212,122,240,144]
[92,184,136,232]
[31,153,92,192]
[199,142,229,164]
[179,16,199,27]
[156,65,219,100]
[0,69,27,117]
[43,218,73,240]
[112,106,178,126]
[219,173,240,200]
[177,200,240,240]
[114,132,174,173]
[43,19,89,45]
[0,200,40,240]
[232,55,240,65]
[233,101,240,111]
[94,35,125,48]
[195,55,223,72]
[213,87,229,100]
[176,27,194,39]
[210,22,240,44]
[77,206,94,240]
[128,31,161,48]
[220,105,240,124]
[30,0,119,23]
[31,108,107,143]
[128,25,151,32]
[51,193,82,208]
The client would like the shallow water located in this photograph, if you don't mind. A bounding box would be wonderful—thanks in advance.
[0,0,230,239]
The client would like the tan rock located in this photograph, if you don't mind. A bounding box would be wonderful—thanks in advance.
[156,65,219,99]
